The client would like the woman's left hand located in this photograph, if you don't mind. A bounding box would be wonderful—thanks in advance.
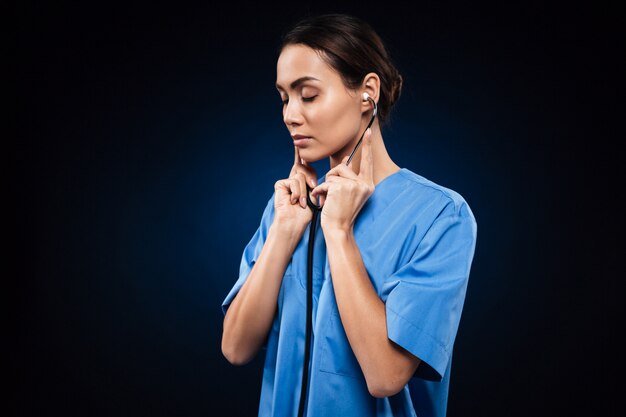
[310,128,375,233]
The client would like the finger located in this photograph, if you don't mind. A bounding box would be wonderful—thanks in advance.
[289,178,300,204]
[290,148,298,177]
[296,171,308,208]
[291,150,317,189]
[274,178,292,199]
[324,175,350,183]
[294,145,301,166]
[359,128,374,182]
[310,182,330,199]
[326,162,358,181]
[300,157,318,188]
[320,194,325,207]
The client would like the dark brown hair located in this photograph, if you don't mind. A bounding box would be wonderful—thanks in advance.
[277,13,403,128]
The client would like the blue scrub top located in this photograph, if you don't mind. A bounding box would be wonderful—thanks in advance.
[222,167,477,417]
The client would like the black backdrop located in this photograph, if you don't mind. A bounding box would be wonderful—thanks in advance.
[14,1,623,416]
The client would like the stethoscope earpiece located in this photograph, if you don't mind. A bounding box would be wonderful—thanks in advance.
[362,92,378,118]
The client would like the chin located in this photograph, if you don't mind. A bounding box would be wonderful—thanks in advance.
[299,148,327,164]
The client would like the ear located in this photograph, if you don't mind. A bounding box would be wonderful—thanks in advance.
[360,72,380,112]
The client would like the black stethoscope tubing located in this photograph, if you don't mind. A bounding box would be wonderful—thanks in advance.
[297,96,378,417]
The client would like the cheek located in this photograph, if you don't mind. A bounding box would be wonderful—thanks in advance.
[312,97,359,145]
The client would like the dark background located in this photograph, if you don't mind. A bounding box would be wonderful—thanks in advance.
[14,1,623,416]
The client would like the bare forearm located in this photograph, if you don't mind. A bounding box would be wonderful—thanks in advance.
[222,224,302,365]
[325,229,406,396]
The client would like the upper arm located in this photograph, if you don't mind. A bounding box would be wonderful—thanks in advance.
[385,339,422,396]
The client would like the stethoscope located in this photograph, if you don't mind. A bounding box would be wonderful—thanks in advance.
[297,92,378,417]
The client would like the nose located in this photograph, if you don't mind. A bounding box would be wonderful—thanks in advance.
[283,99,303,126]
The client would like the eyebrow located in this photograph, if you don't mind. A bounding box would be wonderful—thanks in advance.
[275,76,320,91]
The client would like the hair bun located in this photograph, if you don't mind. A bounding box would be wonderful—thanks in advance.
[389,71,403,106]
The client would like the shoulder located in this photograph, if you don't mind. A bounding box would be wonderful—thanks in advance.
[397,168,476,223]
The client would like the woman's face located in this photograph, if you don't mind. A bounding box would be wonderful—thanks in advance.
[276,43,365,163]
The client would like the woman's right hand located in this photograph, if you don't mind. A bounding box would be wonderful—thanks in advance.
[273,146,318,236]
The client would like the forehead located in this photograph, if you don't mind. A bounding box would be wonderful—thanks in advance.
[276,44,338,90]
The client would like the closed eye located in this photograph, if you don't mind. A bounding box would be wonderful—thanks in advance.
[282,95,317,106]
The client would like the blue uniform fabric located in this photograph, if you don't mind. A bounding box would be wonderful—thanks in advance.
[222,168,477,417]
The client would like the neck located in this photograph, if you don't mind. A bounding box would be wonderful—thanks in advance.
[329,122,401,186]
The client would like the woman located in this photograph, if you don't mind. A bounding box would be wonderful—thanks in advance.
[221,13,477,417]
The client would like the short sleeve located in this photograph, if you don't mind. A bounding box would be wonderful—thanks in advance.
[381,200,477,382]
[221,192,275,317]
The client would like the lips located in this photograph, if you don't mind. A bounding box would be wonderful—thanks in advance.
[292,134,311,140]
[293,137,311,146]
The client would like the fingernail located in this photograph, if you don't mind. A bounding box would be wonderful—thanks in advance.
[300,196,306,207]
[312,179,317,187]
